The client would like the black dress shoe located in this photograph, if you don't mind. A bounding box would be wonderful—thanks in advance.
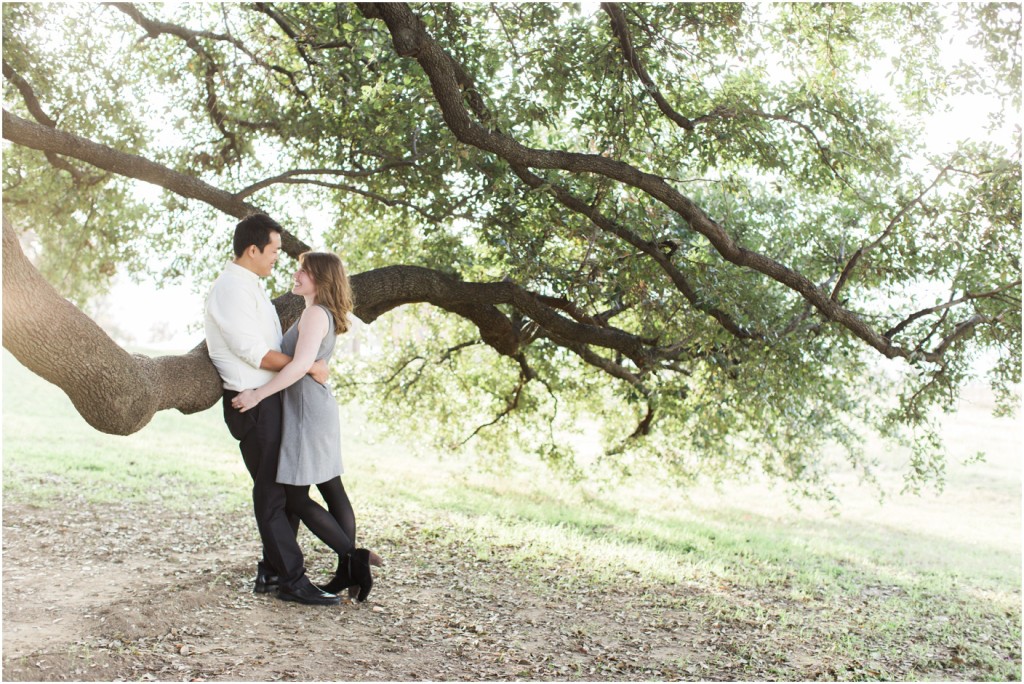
[254,572,279,594]
[253,562,279,594]
[277,578,341,606]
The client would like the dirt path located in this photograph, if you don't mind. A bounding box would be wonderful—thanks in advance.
[3,494,737,681]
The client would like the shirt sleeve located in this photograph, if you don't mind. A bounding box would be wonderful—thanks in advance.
[206,282,273,369]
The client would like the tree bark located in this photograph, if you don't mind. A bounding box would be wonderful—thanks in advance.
[2,215,222,434]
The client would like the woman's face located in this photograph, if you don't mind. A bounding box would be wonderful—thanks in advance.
[292,267,316,297]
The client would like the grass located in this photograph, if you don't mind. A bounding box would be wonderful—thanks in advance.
[3,349,1021,680]
[2,351,250,510]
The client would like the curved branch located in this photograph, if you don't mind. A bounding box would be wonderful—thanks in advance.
[454,355,532,447]
[931,314,994,357]
[251,2,318,69]
[238,176,443,222]
[108,2,240,45]
[543,329,657,437]
[885,279,1022,339]
[2,59,56,128]
[2,59,97,184]
[349,265,657,365]
[2,216,222,435]
[1,109,310,257]
[347,265,518,356]
[107,1,311,102]
[833,166,951,301]
[357,1,954,364]
[235,164,416,200]
[510,163,759,340]
[600,3,696,131]
[111,2,282,152]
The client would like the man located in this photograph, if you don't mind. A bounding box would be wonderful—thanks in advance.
[204,213,340,606]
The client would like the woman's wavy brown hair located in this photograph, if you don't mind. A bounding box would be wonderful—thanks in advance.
[299,252,354,334]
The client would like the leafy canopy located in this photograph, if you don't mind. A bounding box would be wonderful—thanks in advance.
[2,2,1020,498]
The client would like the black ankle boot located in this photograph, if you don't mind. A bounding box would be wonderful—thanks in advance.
[318,549,374,602]
[318,555,353,596]
[348,548,374,603]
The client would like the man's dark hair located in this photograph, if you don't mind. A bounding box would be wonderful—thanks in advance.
[233,213,283,258]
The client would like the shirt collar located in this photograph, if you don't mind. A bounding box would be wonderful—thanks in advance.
[225,261,261,283]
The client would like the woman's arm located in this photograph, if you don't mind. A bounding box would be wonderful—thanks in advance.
[233,306,330,412]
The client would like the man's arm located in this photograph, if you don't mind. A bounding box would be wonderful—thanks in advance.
[206,284,327,385]
[261,350,329,385]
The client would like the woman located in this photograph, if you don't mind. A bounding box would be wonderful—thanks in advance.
[232,252,379,602]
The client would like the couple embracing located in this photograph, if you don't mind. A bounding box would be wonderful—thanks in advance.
[204,213,381,606]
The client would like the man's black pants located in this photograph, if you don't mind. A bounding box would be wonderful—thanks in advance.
[222,390,304,590]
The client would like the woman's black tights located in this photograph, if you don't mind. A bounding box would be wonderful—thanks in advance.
[283,476,356,556]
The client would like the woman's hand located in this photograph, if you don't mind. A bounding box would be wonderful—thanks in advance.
[309,359,329,385]
[232,389,262,413]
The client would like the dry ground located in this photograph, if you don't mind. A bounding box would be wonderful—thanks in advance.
[3,494,731,682]
[3,487,1018,682]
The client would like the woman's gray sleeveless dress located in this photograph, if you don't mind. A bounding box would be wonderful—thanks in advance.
[276,305,343,486]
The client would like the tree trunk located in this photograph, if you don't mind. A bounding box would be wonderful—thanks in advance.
[2,215,222,434]
[2,217,527,435]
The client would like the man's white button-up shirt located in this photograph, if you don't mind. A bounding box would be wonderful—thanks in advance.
[204,261,283,391]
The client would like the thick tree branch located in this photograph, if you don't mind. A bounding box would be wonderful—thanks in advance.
[2,216,222,434]
[1,109,310,257]
[545,331,646,388]
[348,265,656,365]
[357,1,972,365]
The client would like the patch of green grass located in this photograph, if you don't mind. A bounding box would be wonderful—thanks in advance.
[3,351,249,509]
[343,386,1021,680]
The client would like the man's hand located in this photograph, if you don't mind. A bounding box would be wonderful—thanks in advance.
[309,359,329,385]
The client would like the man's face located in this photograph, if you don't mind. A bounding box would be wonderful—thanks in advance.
[250,231,282,278]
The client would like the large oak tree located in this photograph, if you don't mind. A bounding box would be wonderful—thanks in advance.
[3,2,1020,497]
